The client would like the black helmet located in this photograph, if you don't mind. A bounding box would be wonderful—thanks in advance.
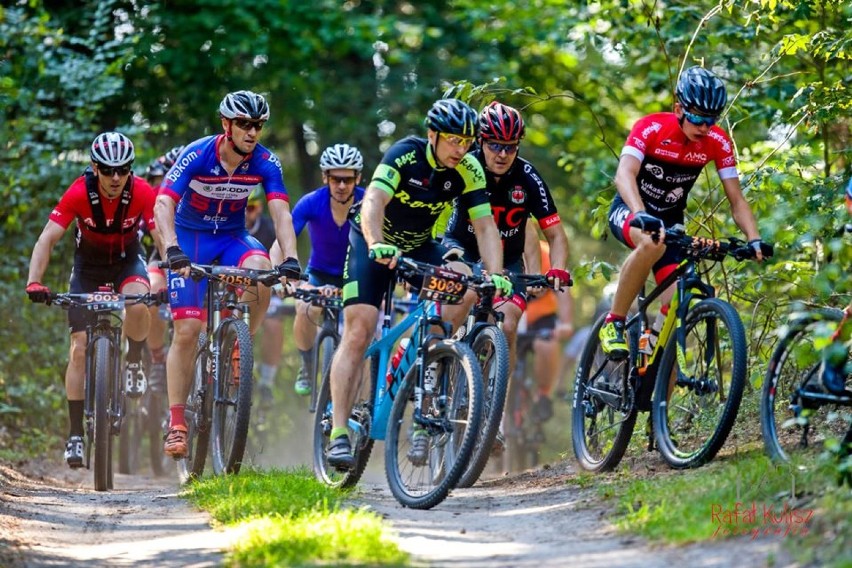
[675,66,727,116]
[145,159,167,181]
[219,90,270,121]
[425,98,478,137]
[162,145,185,168]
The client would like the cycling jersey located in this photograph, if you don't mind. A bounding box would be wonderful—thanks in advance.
[159,135,289,233]
[353,136,491,252]
[846,177,852,215]
[50,171,156,265]
[444,149,561,265]
[247,214,276,251]
[613,112,738,225]
[292,185,366,276]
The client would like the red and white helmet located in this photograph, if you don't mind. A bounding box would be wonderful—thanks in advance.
[479,101,525,141]
[90,132,135,166]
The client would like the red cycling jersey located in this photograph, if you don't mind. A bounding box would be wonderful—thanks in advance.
[49,172,156,264]
[620,112,738,221]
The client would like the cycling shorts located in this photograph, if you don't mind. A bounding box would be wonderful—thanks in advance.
[343,230,448,309]
[68,250,150,333]
[608,200,684,284]
[167,226,269,320]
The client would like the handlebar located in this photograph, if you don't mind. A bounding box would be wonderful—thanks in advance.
[47,290,167,311]
[288,285,343,308]
[157,261,303,287]
[628,221,775,262]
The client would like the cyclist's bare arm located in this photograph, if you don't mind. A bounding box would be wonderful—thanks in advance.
[523,222,542,274]
[470,214,504,275]
[614,154,644,213]
[721,176,761,246]
[268,198,299,261]
[542,223,569,272]
[27,220,65,284]
[361,186,393,261]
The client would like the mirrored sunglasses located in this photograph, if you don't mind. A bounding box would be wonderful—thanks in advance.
[233,118,266,131]
[328,175,357,185]
[485,141,520,155]
[683,109,718,127]
[98,165,132,177]
[439,132,475,147]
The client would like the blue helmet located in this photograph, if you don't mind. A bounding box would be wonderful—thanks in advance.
[425,98,478,136]
[676,66,727,116]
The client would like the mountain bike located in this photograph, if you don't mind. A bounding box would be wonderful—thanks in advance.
[455,272,556,487]
[761,307,851,463]
[48,289,165,491]
[313,256,483,509]
[573,224,772,471]
[119,302,172,477]
[291,285,343,413]
[503,327,554,473]
[173,263,284,482]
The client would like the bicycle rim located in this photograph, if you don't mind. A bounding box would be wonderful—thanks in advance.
[571,315,637,472]
[384,340,482,510]
[761,309,851,464]
[653,298,746,468]
[177,333,211,484]
[310,332,337,413]
[212,319,253,475]
[458,325,509,488]
[312,359,374,489]
[93,336,113,491]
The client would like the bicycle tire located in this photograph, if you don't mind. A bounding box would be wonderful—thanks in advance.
[312,354,375,488]
[652,298,746,469]
[384,340,482,510]
[92,336,113,491]
[211,318,253,475]
[761,308,849,463]
[310,331,337,413]
[571,315,637,472]
[457,325,510,488]
[177,333,211,484]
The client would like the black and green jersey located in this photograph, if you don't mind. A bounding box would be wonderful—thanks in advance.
[354,136,491,252]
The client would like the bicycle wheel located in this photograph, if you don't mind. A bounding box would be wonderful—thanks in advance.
[653,298,746,469]
[310,331,337,413]
[92,336,113,492]
[762,308,850,463]
[211,318,253,475]
[457,325,510,488]
[177,333,211,483]
[571,315,637,472]
[312,354,375,488]
[385,340,482,510]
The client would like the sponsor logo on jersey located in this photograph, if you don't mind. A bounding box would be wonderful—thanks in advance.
[654,148,679,159]
[665,173,697,184]
[684,152,708,163]
[509,187,525,204]
[665,187,684,203]
[632,137,646,151]
[169,275,186,289]
[708,130,731,153]
[212,165,221,176]
[645,163,665,180]
[443,181,452,191]
[609,204,630,227]
[394,189,448,214]
[395,150,417,169]
[722,156,735,167]
[408,178,424,187]
[641,121,662,139]
[165,150,200,184]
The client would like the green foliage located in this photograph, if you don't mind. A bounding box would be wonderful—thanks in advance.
[184,467,409,567]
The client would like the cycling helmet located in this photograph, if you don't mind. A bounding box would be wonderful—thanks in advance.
[425,98,478,136]
[218,90,270,121]
[145,159,167,180]
[479,101,525,141]
[90,132,135,166]
[320,143,364,172]
[675,66,727,116]
[162,145,185,168]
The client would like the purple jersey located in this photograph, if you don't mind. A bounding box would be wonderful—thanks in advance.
[292,185,365,276]
[160,134,289,233]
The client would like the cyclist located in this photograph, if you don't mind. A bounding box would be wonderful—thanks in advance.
[820,177,852,394]
[599,65,765,359]
[287,143,366,396]
[25,132,159,468]
[521,236,575,425]
[325,98,511,470]
[155,90,302,458]
[442,101,572,373]
[143,146,184,393]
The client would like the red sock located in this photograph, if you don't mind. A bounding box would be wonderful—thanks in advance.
[169,404,186,429]
[605,312,626,324]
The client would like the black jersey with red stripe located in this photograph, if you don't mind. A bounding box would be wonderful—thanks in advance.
[618,112,738,222]
[444,148,561,264]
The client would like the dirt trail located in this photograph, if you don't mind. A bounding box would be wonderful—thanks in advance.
[0,453,795,568]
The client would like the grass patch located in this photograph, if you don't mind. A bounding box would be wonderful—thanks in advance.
[184,467,409,567]
[609,450,851,564]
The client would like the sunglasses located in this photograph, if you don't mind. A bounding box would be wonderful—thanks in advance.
[328,175,357,185]
[233,118,266,131]
[485,141,520,155]
[439,132,475,148]
[682,109,718,127]
[98,165,132,177]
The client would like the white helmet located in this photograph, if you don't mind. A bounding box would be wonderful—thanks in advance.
[319,143,363,172]
[218,90,270,120]
[90,132,135,166]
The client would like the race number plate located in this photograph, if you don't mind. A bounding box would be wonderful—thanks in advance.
[419,267,467,304]
[85,292,124,312]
